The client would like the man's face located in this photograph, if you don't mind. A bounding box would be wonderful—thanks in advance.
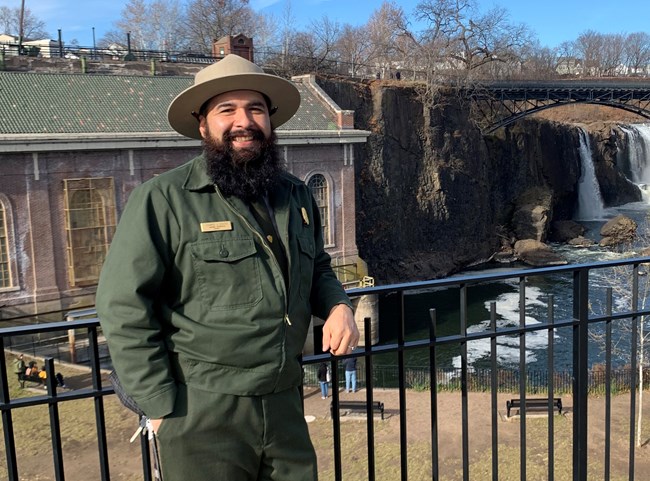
[198,90,272,156]
[199,90,281,202]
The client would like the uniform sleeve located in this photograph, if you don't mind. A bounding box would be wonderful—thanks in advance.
[97,183,180,419]
[307,193,353,319]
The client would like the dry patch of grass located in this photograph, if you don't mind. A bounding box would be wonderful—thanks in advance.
[1,354,143,480]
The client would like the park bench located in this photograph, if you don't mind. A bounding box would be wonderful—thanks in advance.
[506,397,562,418]
[331,400,385,420]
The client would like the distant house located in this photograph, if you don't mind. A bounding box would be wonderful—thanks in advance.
[0,35,64,58]
[23,38,61,58]
[0,34,19,56]
[212,34,254,62]
[556,57,583,76]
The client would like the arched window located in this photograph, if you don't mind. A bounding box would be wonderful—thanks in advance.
[64,178,116,286]
[308,174,330,244]
[0,201,11,288]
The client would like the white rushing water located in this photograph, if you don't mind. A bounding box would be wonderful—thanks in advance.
[575,127,607,221]
[449,125,650,370]
[620,123,650,202]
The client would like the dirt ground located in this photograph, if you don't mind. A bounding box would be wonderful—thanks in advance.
[303,385,650,481]
[2,359,650,481]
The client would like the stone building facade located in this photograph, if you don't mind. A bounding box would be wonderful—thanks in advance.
[0,65,370,344]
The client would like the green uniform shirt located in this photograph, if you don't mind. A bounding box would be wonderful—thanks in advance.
[97,154,352,418]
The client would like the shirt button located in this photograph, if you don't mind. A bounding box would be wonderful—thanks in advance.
[219,247,229,258]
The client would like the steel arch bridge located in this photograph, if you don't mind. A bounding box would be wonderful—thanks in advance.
[466,81,650,133]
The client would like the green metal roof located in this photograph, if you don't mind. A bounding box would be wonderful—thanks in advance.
[0,71,339,135]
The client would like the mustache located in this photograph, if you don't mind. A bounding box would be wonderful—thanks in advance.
[223,129,266,143]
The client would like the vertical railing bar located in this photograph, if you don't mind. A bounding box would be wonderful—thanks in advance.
[44,357,65,481]
[429,308,439,481]
[88,326,111,481]
[460,284,469,481]
[573,268,589,481]
[547,294,555,481]
[605,287,612,481]
[489,301,498,481]
[629,265,639,480]
[139,427,153,481]
[363,317,376,481]
[0,337,19,481]
[398,291,408,481]
[519,276,527,481]
[331,357,343,481]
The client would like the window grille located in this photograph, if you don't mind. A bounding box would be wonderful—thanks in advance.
[63,178,116,287]
[0,202,11,288]
[308,174,330,244]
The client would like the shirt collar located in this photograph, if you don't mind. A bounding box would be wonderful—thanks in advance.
[182,154,213,191]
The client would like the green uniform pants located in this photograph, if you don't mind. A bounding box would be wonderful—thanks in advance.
[156,385,317,480]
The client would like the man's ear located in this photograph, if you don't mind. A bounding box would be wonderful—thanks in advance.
[198,116,208,139]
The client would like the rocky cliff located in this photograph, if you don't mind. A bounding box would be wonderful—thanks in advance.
[318,77,640,283]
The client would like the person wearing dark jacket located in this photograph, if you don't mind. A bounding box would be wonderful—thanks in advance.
[343,356,358,393]
[317,363,329,399]
[97,54,359,481]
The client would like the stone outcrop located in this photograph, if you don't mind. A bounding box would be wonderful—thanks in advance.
[317,77,642,283]
[599,215,637,247]
[513,240,567,267]
[511,187,553,241]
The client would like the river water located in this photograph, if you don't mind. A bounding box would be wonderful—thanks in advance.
[376,123,650,374]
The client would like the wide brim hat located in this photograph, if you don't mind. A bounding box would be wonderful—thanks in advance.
[167,54,301,140]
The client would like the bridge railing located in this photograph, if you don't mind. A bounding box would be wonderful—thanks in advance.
[2,256,650,480]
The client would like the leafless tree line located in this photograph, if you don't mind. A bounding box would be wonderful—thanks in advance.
[2,0,650,81]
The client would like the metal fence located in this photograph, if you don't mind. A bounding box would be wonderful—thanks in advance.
[1,256,650,480]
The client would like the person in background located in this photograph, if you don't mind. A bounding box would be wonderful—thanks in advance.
[317,362,329,399]
[97,54,359,481]
[13,354,26,388]
[343,356,358,393]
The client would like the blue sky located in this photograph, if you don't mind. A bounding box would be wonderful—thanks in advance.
[2,0,650,49]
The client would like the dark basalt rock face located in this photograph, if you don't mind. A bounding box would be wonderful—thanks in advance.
[318,77,640,283]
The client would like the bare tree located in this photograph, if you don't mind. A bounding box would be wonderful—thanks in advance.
[590,257,650,448]
[184,0,258,53]
[109,0,186,51]
[575,30,605,77]
[520,42,560,80]
[414,0,533,79]
[0,6,49,40]
[336,24,373,77]
[365,1,410,77]
[625,32,650,76]
[600,33,626,76]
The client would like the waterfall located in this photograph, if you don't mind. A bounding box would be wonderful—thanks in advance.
[575,128,606,221]
[620,124,650,202]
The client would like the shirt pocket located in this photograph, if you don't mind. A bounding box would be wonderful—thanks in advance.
[297,235,315,300]
[191,238,262,311]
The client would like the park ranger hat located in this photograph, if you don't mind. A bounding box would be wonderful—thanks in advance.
[167,54,301,139]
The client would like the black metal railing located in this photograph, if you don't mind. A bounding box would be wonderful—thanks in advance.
[1,256,649,480]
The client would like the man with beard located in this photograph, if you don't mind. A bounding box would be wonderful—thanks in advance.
[97,55,359,481]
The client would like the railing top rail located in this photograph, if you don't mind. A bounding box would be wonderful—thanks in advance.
[0,317,100,337]
[346,256,650,297]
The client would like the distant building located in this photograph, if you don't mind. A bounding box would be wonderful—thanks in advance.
[212,34,254,61]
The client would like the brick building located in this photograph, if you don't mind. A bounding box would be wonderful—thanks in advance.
[0,66,371,344]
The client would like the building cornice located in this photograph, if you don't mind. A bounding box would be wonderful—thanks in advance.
[0,130,371,153]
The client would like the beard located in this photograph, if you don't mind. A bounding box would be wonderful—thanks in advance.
[203,128,283,203]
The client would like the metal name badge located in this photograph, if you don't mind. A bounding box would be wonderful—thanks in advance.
[200,221,233,232]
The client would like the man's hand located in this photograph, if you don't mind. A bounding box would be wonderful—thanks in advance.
[322,304,359,355]
[150,418,163,434]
